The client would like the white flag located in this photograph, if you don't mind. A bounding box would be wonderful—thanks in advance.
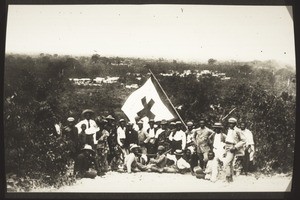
[121,77,177,123]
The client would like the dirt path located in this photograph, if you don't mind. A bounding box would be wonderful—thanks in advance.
[31,172,292,192]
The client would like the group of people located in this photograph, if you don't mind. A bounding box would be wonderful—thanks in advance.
[61,109,255,183]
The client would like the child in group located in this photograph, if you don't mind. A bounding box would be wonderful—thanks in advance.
[204,151,215,182]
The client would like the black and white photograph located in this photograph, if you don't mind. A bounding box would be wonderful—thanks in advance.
[4,4,296,194]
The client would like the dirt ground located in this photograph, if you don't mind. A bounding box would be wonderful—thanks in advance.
[30,171,292,193]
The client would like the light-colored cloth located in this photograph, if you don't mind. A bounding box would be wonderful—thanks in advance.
[144,128,156,144]
[241,128,255,161]
[124,153,136,173]
[155,128,165,139]
[169,130,187,150]
[117,126,126,146]
[176,157,190,170]
[186,130,195,144]
[75,119,99,144]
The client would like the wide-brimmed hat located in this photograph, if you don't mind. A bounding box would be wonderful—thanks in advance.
[119,119,125,122]
[228,117,237,123]
[160,119,168,125]
[67,117,75,122]
[175,121,182,125]
[186,121,193,126]
[174,149,184,156]
[170,122,176,125]
[82,144,95,153]
[148,119,155,123]
[157,145,165,151]
[130,144,140,151]
[137,120,143,124]
[212,122,223,128]
[81,109,94,116]
[106,115,115,120]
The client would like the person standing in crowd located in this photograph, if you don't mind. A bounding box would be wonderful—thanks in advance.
[124,122,139,154]
[62,117,78,159]
[185,121,196,154]
[223,117,246,182]
[240,121,255,175]
[137,120,147,146]
[106,115,118,163]
[144,119,157,154]
[147,145,168,173]
[208,122,227,182]
[110,147,124,172]
[74,144,97,179]
[156,120,172,153]
[193,119,214,169]
[75,109,99,145]
[169,121,187,153]
[94,143,109,176]
[117,119,127,158]
[78,124,87,149]
[96,119,110,168]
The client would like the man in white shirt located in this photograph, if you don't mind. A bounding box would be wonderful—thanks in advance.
[164,149,191,173]
[240,121,255,175]
[169,121,187,153]
[117,119,127,157]
[208,122,226,182]
[75,109,99,145]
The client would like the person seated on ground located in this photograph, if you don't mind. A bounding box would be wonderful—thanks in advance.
[74,144,97,179]
[137,142,148,165]
[204,151,216,182]
[194,166,206,179]
[110,147,125,172]
[95,143,109,176]
[164,149,191,174]
[124,144,147,173]
[183,149,198,174]
[147,145,168,173]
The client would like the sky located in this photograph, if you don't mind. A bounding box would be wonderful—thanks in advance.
[5,5,295,66]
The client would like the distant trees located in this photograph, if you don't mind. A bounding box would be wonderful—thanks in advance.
[4,53,296,179]
[208,58,217,65]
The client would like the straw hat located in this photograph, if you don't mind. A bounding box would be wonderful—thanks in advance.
[160,119,168,125]
[130,144,140,151]
[174,149,184,156]
[67,117,75,122]
[186,121,193,126]
[228,117,237,123]
[157,145,165,151]
[212,122,223,128]
[81,109,94,116]
[82,144,95,153]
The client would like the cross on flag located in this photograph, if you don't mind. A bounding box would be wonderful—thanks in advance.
[121,77,177,123]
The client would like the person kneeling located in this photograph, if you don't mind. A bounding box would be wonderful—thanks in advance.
[74,144,97,179]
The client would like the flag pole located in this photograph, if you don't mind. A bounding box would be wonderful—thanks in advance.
[148,68,187,128]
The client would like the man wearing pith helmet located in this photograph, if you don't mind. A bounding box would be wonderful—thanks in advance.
[223,117,246,183]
